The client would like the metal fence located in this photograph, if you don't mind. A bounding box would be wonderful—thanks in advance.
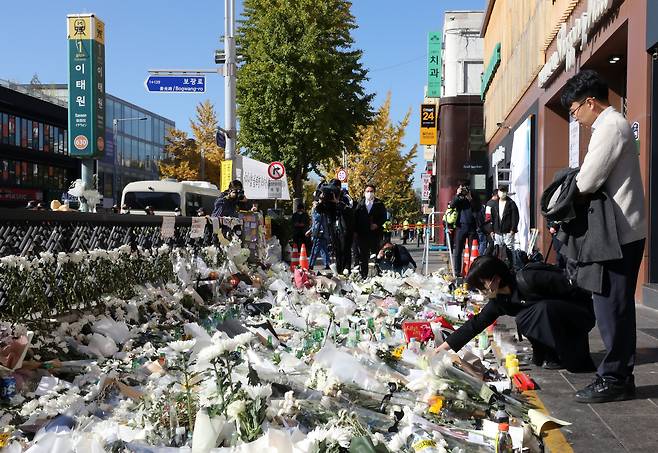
[0,209,241,258]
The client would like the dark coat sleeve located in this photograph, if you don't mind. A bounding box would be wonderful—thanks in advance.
[212,193,227,217]
[451,195,469,212]
[445,300,506,352]
[373,201,387,228]
[395,245,416,268]
[510,200,520,233]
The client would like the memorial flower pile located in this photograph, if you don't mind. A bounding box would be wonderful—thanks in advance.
[0,236,554,453]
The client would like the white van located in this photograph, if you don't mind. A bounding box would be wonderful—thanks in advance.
[121,180,221,216]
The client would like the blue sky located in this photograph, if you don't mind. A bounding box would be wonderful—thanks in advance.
[1,0,485,188]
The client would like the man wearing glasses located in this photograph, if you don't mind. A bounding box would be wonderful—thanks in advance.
[561,70,646,403]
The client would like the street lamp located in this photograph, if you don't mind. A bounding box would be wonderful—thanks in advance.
[112,116,147,203]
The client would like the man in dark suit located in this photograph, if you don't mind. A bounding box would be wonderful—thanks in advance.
[491,186,519,250]
[353,184,387,278]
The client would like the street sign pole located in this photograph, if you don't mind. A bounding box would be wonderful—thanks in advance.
[224,0,237,160]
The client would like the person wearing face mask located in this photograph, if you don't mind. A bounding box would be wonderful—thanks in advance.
[436,255,596,372]
[354,184,387,278]
[212,180,246,218]
[491,186,519,251]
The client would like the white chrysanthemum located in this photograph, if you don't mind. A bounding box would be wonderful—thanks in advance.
[168,339,196,353]
[20,399,40,416]
[226,399,246,419]
[244,384,272,401]
[197,343,228,363]
[325,426,352,448]
[233,332,253,347]
[307,427,329,444]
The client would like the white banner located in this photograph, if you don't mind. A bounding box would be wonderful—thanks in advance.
[569,118,580,168]
[241,156,291,200]
[510,117,532,253]
[190,217,206,238]
[421,173,431,201]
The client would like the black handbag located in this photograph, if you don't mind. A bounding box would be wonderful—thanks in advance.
[515,261,581,301]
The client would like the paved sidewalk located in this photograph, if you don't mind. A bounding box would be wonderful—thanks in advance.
[500,305,658,452]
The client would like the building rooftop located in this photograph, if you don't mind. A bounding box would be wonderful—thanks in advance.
[0,79,67,108]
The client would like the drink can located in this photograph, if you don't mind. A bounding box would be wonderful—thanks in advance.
[0,375,17,400]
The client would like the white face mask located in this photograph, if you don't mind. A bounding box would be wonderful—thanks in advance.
[365,191,374,201]
[498,191,507,200]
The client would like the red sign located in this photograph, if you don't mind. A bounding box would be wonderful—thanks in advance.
[267,161,285,180]
[0,188,43,202]
[336,168,348,182]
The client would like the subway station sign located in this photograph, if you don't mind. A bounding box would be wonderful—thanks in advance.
[67,14,106,158]
[420,104,438,145]
[538,0,612,88]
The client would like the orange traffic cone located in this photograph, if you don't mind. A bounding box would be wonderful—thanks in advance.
[469,239,479,269]
[290,244,300,271]
[299,243,309,270]
[462,242,471,276]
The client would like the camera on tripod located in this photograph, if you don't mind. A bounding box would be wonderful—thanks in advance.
[314,182,340,213]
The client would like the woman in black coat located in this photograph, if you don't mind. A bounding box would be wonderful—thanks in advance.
[437,256,596,372]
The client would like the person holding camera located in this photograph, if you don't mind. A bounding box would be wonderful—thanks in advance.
[354,184,387,278]
[376,242,416,275]
[331,180,355,275]
[308,200,332,270]
[212,179,246,218]
[451,184,476,277]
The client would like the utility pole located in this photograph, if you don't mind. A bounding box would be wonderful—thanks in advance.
[224,0,237,160]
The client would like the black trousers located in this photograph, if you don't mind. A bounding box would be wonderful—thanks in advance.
[335,234,352,275]
[592,239,645,381]
[452,227,473,276]
[516,298,596,372]
[357,233,382,278]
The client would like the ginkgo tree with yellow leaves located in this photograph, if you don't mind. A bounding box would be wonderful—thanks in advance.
[346,93,420,221]
[159,100,224,187]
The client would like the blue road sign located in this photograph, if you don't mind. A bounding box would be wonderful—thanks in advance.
[145,75,206,93]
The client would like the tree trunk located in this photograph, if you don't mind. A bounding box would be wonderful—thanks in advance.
[292,168,304,200]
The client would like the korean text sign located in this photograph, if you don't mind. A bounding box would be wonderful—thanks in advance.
[67,14,105,158]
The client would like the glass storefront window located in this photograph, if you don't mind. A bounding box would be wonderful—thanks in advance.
[125,107,133,136]
[1,113,7,144]
[42,123,49,152]
[9,116,16,146]
[20,118,27,147]
[33,122,40,151]
[146,115,152,142]
[14,118,20,147]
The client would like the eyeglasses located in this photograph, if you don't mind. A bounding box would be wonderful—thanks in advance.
[569,98,592,119]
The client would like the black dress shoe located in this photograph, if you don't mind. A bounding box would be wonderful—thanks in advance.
[542,360,564,370]
[531,349,545,367]
[575,375,636,403]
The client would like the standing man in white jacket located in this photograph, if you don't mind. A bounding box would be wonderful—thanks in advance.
[561,70,646,403]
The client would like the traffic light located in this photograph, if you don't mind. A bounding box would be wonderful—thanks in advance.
[216,129,226,148]
[215,50,226,65]
[428,175,437,208]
